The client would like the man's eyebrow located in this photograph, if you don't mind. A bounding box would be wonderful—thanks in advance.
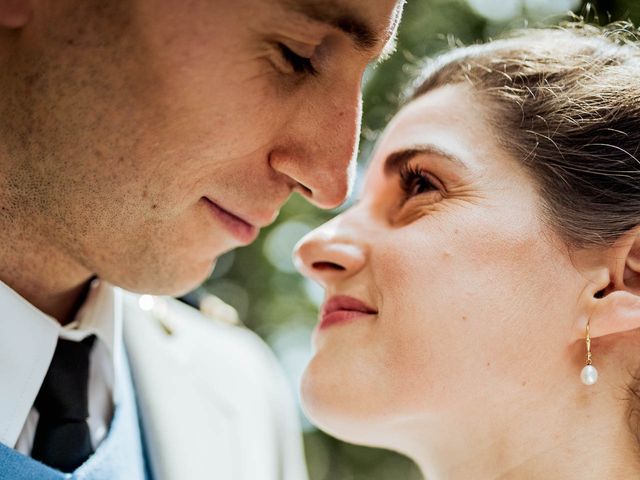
[283,0,382,52]
[383,146,469,175]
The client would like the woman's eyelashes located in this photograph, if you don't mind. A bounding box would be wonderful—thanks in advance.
[278,43,318,76]
[399,163,442,200]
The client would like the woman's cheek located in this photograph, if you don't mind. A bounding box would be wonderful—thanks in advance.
[368,235,456,405]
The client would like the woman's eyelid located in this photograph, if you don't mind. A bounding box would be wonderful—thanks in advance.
[423,170,445,192]
[400,161,446,193]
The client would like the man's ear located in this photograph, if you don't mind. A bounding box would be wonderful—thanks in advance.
[0,0,32,29]
[579,228,640,339]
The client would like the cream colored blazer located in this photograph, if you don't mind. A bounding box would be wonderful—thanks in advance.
[122,292,309,480]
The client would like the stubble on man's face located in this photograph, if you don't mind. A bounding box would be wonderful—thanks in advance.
[0,0,404,295]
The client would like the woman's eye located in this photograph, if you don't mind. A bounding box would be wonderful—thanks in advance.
[400,165,440,198]
[278,43,318,76]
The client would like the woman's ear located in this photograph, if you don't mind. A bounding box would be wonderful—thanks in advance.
[0,0,32,29]
[580,228,640,339]
[623,232,640,291]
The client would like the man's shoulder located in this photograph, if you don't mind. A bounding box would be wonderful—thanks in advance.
[121,291,281,379]
[120,291,308,480]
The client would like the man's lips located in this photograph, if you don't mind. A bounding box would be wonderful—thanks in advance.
[319,295,378,330]
[203,197,259,244]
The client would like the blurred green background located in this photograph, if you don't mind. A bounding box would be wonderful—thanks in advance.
[197,1,640,479]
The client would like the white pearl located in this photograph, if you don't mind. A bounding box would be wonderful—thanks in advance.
[580,365,598,385]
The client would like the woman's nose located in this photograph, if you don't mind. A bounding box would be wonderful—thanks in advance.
[293,220,366,287]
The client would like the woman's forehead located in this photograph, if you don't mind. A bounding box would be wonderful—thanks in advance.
[364,85,489,181]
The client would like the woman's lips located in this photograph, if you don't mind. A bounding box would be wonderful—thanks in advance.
[203,197,258,244]
[319,295,377,330]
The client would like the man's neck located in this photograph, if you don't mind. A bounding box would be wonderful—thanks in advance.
[0,235,94,325]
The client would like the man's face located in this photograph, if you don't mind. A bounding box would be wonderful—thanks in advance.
[1,0,402,295]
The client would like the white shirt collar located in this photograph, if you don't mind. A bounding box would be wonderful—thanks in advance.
[0,278,119,448]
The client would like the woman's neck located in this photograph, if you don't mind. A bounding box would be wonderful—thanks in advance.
[388,382,640,480]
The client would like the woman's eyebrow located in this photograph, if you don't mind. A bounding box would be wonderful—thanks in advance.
[383,146,469,175]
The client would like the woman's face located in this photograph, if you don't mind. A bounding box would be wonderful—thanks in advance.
[294,85,587,445]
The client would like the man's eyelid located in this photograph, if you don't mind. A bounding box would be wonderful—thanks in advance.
[273,27,325,53]
[281,19,380,66]
[282,38,318,58]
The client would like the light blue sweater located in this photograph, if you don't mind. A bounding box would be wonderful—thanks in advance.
[0,351,148,480]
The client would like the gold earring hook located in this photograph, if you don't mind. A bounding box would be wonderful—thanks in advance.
[585,321,592,366]
[580,319,598,385]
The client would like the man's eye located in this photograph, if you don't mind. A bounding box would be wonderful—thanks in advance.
[399,165,440,198]
[278,43,318,76]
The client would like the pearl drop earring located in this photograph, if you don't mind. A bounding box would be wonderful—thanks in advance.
[580,321,598,385]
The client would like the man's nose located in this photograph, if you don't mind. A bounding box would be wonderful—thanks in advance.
[270,84,362,209]
[293,215,367,287]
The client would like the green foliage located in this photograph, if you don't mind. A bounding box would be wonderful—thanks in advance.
[203,1,639,478]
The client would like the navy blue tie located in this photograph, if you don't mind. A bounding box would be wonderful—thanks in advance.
[31,335,96,472]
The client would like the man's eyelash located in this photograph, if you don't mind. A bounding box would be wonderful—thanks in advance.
[278,44,318,76]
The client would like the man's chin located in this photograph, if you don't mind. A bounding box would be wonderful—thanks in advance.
[107,258,217,297]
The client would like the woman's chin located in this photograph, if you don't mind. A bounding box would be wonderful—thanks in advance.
[301,360,384,446]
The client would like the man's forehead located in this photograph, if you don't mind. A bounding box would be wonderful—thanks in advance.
[280,0,404,59]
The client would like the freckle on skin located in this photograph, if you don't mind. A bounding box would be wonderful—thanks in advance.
[486,362,490,367]
[152,204,158,209]
[521,381,527,386]
[462,315,467,321]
